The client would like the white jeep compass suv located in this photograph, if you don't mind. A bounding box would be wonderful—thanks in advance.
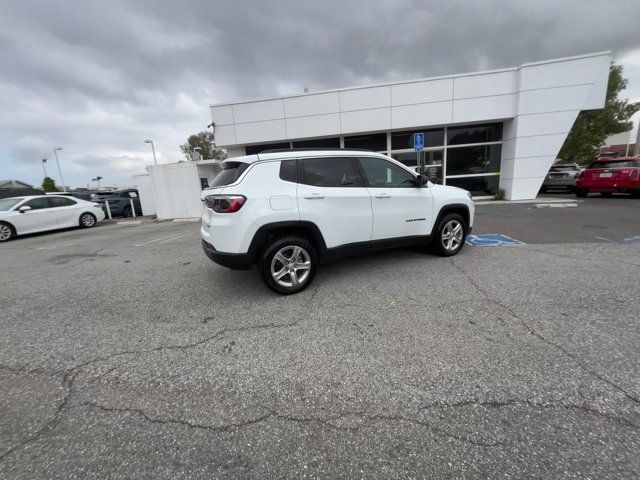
[201,149,474,294]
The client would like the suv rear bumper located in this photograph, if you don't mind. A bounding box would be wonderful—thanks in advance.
[202,240,253,270]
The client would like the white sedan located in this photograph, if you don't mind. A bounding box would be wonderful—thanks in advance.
[0,195,106,242]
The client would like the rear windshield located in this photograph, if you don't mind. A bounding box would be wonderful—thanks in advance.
[550,165,577,172]
[210,162,249,187]
[589,160,640,169]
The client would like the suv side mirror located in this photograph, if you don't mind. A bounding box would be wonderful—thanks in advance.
[18,205,31,213]
[413,174,429,187]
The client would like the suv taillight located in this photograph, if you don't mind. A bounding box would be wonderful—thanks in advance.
[205,194,246,213]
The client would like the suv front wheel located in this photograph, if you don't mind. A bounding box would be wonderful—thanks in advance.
[431,213,467,257]
[260,236,318,295]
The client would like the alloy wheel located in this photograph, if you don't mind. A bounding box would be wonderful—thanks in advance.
[270,245,311,288]
[441,219,463,252]
[81,214,95,227]
[0,224,12,241]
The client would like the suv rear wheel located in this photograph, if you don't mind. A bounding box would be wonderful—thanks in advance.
[260,236,317,295]
[431,213,467,257]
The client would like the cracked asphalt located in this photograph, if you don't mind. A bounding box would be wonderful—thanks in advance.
[1,200,639,479]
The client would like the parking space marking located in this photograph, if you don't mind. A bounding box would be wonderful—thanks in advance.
[619,235,640,244]
[594,236,613,242]
[37,243,80,250]
[134,231,192,247]
[466,234,525,247]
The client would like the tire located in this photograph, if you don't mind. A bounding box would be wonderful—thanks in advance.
[259,236,318,295]
[632,189,640,199]
[431,213,467,257]
[79,212,97,228]
[122,206,132,218]
[600,192,612,198]
[576,188,588,198]
[0,222,15,242]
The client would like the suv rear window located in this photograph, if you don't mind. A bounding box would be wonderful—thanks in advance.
[210,162,249,187]
[589,160,639,169]
[550,165,577,172]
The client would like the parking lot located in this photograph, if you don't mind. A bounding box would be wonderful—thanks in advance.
[1,197,639,479]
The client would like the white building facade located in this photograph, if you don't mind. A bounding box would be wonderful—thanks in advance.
[210,52,611,200]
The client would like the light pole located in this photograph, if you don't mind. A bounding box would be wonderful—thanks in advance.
[144,139,158,165]
[53,147,66,192]
[41,158,48,178]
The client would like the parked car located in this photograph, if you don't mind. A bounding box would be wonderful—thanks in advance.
[0,195,105,242]
[200,149,475,294]
[575,157,640,198]
[93,189,142,217]
[540,163,582,192]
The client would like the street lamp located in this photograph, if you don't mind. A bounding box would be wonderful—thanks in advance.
[144,139,158,165]
[53,147,66,192]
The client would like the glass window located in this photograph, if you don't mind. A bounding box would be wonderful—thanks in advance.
[210,162,250,187]
[446,175,500,197]
[344,133,387,152]
[0,198,25,211]
[49,196,77,207]
[245,142,290,155]
[447,123,502,145]
[23,197,51,210]
[391,128,444,150]
[292,137,340,149]
[299,157,361,187]
[589,160,639,169]
[358,157,415,188]
[279,159,298,183]
[446,144,502,176]
[550,165,578,172]
[392,152,418,168]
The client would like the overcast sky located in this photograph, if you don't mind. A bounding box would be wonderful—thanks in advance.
[1,0,640,188]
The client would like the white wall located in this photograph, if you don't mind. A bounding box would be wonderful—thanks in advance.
[148,162,203,220]
[211,52,611,201]
[132,173,155,216]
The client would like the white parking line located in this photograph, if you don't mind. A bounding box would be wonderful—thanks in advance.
[37,243,80,250]
[594,236,612,242]
[155,232,192,245]
[134,231,192,247]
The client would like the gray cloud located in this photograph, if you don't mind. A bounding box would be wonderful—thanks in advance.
[1,0,639,187]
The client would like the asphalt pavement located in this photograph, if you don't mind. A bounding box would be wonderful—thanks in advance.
[1,198,639,479]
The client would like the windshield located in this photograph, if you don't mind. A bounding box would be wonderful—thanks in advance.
[209,162,249,188]
[0,197,25,211]
[589,160,639,169]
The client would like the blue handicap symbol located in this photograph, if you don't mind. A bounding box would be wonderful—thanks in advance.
[465,234,525,247]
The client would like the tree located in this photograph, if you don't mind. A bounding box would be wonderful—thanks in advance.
[92,176,103,188]
[42,176,58,192]
[180,131,227,161]
[559,63,640,162]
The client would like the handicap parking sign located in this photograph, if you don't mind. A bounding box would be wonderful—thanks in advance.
[465,234,525,247]
[413,132,424,152]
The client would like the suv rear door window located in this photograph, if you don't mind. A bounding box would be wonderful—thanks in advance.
[210,162,250,187]
[299,157,361,187]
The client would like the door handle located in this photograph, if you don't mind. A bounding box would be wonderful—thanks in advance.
[375,193,391,198]
[303,194,325,199]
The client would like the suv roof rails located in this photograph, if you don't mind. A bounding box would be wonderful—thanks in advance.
[258,147,374,154]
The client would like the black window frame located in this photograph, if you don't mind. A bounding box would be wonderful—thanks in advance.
[297,156,364,188]
[356,156,417,188]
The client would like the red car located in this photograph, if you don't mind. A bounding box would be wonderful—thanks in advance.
[575,157,640,198]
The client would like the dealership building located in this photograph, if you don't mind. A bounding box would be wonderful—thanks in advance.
[209,52,611,201]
